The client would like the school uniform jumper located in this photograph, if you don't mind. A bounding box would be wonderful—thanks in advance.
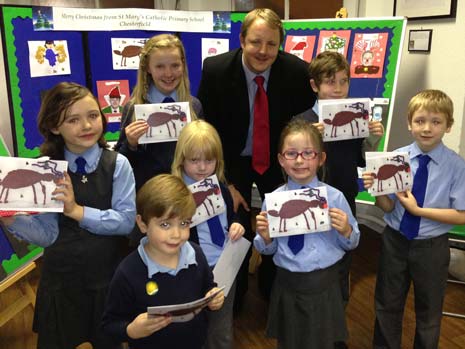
[373,141,465,349]
[254,177,360,349]
[102,240,215,349]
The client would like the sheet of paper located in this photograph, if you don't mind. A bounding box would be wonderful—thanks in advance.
[147,286,224,322]
[188,175,226,227]
[213,237,251,297]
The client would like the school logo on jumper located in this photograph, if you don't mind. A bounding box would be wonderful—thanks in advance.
[146,281,159,296]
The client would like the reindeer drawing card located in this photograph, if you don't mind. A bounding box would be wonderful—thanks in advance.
[135,102,191,144]
[188,175,226,227]
[265,186,331,238]
[0,156,67,212]
[318,98,371,142]
[365,151,412,196]
[111,38,147,70]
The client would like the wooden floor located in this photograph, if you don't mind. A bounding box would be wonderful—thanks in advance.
[1,226,465,348]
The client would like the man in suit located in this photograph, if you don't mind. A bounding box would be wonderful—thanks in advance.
[198,8,316,305]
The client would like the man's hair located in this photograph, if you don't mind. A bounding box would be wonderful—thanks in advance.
[407,89,454,128]
[308,51,350,88]
[136,174,196,224]
[241,8,284,45]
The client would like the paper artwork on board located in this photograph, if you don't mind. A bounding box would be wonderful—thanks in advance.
[28,40,71,77]
[111,38,147,70]
[284,35,316,62]
[318,98,371,142]
[0,157,67,212]
[96,80,130,123]
[365,152,412,196]
[32,6,54,31]
[317,30,351,56]
[201,38,229,66]
[265,186,330,238]
[188,175,226,227]
[350,32,388,79]
[135,102,191,144]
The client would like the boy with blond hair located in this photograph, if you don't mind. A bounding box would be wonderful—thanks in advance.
[363,89,465,348]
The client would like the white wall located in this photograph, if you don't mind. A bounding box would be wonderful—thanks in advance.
[347,0,465,157]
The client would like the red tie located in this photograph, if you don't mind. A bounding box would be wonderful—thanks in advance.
[252,76,270,175]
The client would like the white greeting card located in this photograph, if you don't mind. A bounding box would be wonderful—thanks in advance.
[135,102,191,144]
[265,186,331,238]
[365,151,412,196]
[0,156,67,212]
[188,175,226,227]
[318,98,371,142]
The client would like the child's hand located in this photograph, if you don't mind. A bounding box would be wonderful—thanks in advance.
[228,222,245,241]
[395,189,419,215]
[368,120,384,137]
[125,120,149,149]
[52,172,83,221]
[206,287,224,311]
[126,312,172,339]
[361,171,375,189]
[256,211,272,245]
[313,122,325,135]
[329,208,352,238]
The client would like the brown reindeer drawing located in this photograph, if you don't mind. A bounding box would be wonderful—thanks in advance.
[372,154,410,192]
[145,105,187,138]
[324,101,369,137]
[192,178,221,216]
[113,45,142,67]
[0,160,63,205]
[268,188,328,232]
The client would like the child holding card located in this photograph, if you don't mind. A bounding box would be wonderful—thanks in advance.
[171,119,245,349]
[0,82,136,349]
[362,90,465,348]
[102,174,224,349]
[114,33,203,247]
[254,117,360,349]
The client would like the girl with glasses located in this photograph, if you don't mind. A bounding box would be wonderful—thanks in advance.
[253,117,360,349]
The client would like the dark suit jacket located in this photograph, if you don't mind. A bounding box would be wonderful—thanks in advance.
[197,48,315,187]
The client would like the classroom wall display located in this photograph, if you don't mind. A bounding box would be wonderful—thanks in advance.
[283,17,407,202]
[1,6,405,279]
[1,6,406,168]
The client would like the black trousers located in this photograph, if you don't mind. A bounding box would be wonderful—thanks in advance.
[373,226,450,349]
[232,156,284,303]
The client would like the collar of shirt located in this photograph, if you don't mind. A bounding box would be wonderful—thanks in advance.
[137,236,197,277]
[146,83,177,104]
[65,143,101,173]
[409,141,443,165]
[241,54,271,91]
[287,176,320,190]
[182,172,198,185]
[312,99,319,114]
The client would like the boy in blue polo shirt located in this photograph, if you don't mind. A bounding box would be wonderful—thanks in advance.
[363,89,465,348]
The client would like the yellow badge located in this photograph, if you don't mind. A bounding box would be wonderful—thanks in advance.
[146,281,159,295]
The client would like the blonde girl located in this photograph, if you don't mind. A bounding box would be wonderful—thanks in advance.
[172,120,244,349]
[115,33,203,247]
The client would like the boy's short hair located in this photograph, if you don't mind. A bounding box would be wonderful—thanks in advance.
[136,174,196,223]
[309,51,350,87]
[407,89,454,128]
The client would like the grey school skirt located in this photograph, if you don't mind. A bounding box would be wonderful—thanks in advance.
[267,263,348,349]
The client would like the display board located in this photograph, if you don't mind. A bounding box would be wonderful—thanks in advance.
[2,7,405,163]
[0,6,406,279]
